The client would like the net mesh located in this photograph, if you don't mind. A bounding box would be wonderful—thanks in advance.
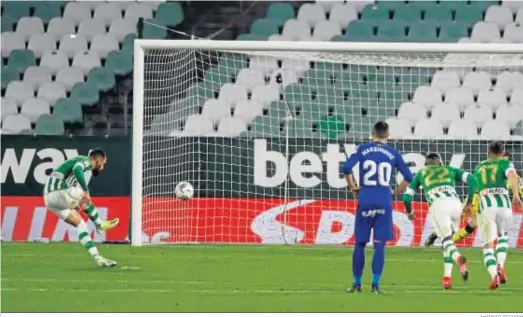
[139,46,523,247]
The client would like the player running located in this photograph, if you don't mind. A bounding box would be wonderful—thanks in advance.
[343,121,413,294]
[43,148,120,268]
[403,153,477,289]
[474,141,522,289]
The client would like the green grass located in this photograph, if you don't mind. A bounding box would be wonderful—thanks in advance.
[2,243,523,312]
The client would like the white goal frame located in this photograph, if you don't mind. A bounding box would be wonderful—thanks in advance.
[131,40,523,247]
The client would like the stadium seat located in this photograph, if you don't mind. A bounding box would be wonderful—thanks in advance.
[249,56,279,74]
[362,4,389,22]
[250,19,280,37]
[37,82,67,105]
[33,2,63,23]
[270,69,299,87]
[477,88,507,111]
[93,2,122,26]
[7,49,36,74]
[200,99,231,124]
[218,84,248,107]
[503,0,523,13]
[251,84,280,108]
[496,103,523,127]
[5,81,34,106]
[71,51,101,76]
[218,54,248,72]
[109,18,137,42]
[329,3,358,28]
[180,115,212,135]
[56,67,85,92]
[70,82,100,108]
[397,102,426,126]
[431,71,461,94]
[424,6,453,22]
[40,51,69,76]
[1,114,32,134]
[517,8,523,23]
[352,0,375,13]
[485,5,514,30]
[394,6,422,22]
[87,67,116,92]
[282,19,311,41]
[266,2,295,27]
[439,22,469,42]
[377,21,406,41]
[1,65,18,89]
[386,117,412,138]
[504,22,523,42]
[236,69,266,92]
[149,112,181,135]
[34,114,65,135]
[78,19,107,42]
[512,89,523,106]
[217,117,248,136]
[464,104,493,126]
[1,97,18,121]
[455,6,484,26]
[481,119,511,139]
[47,18,76,41]
[412,86,442,110]
[155,2,184,27]
[444,86,474,110]
[125,3,153,21]
[203,66,232,86]
[59,34,88,58]
[246,115,282,137]
[1,15,17,32]
[2,1,30,20]
[23,66,51,90]
[471,22,501,43]
[282,57,310,73]
[16,17,45,41]
[27,34,56,59]
[1,32,25,58]
[297,3,325,27]
[430,102,461,128]
[407,23,438,42]
[90,34,119,59]
[463,71,492,94]
[105,51,133,76]
[316,0,344,14]
[63,2,92,25]
[20,97,51,123]
[283,83,313,103]
[234,100,264,123]
[447,119,478,139]
[345,20,375,41]
[53,98,84,126]
[313,20,342,41]
[414,119,443,138]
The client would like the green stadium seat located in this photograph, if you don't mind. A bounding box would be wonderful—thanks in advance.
[318,114,346,139]
[345,20,375,41]
[375,1,405,11]
[155,2,184,27]
[440,22,469,42]
[333,104,362,122]
[298,101,330,122]
[393,6,422,21]
[249,116,282,137]
[314,61,344,73]
[142,22,167,39]
[301,69,334,89]
[122,33,136,56]
[18,128,35,135]
[1,65,19,89]
[105,51,133,76]
[33,2,62,23]
[2,1,31,20]
[408,23,438,42]
[204,66,233,85]
[34,114,65,135]
[266,2,295,27]
[53,98,84,126]
[362,5,390,22]
[218,54,247,71]
[423,6,453,22]
[283,119,317,138]
[2,15,17,32]
[236,33,268,41]
[335,73,367,91]
[186,83,218,100]
[87,67,116,92]
[349,117,374,136]
[283,84,312,103]
[379,90,408,108]
[70,82,100,108]
[315,87,345,107]
[250,19,280,37]
[455,6,484,25]
[267,101,290,119]
[469,1,499,11]
[8,50,36,74]
[376,21,406,41]
[367,106,396,122]
[349,90,379,108]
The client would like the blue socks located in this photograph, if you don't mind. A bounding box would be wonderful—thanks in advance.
[372,242,385,287]
[352,242,366,285]
[353,241,385,286]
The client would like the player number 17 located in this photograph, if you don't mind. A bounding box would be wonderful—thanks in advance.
[362,160,392,186]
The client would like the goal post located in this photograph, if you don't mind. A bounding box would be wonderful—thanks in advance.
[131,40,523,247]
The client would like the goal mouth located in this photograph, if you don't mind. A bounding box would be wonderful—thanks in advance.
[131,40,523,247]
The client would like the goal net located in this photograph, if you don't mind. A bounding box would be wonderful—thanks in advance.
[132,40,523,247]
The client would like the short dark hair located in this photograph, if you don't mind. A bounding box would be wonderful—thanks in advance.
[372,121,389,138]
[426,152,442,162]
[504,151,512,160]
[488,141,504,155]
[88,148,106,158]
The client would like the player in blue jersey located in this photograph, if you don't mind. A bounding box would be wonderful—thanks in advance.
[343,121,413,294]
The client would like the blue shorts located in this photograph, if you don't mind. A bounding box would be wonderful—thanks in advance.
[354,204,393,243]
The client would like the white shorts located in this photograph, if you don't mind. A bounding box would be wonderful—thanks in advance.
[477,207,512,244]
[44,188,81,220]
[428,198,462,239]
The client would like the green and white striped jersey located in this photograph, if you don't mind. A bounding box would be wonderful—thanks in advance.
[405,165,470,205]
[43,156,92,195]
[474,158,515,211]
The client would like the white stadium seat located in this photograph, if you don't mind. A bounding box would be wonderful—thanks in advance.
[249,56,279,74]
[16,17,45,41]
[55,67,85,92]
[1,32,25,58]
[270,69,299,87]
[201,99,231,124]
[397,102,427,126]
[430,102,461,128]
[316,1,344,14]
[511,89,523,106]
[5,81,34,106]
[444,86,474,111]
[282,58,310,73]
[496,71,522,93]
[251,83,281,108]
[517,8,523,23]
[481,119,511,139]
[412,86,442,110]
[329,3,358,28]
[471,22,500,43]
[431,71,461,94]
[90,34,119,58]
[234,100,264,123]
[40,51,69,75]
[217,117,248,137]
[93,2,122,26]
[28,33,57,58]
[414,119,443,138]
[47,18,76,41]
[386,117,412,138]
[297,3,326,27]
[109,18,137,42]
[236,69,266,92]
[183,115,214,135]
[23,66,52,90]
[1,97,19,121]
[464,104,493,126]
[463,71,492,94]
[78,19,107,41]
[59,34,88,58]
[313,20,342,41]
[496,103,523,127]
[72,51,102,76]
[125,3,154,21]
[447,119,478,139]
[1,114,31,134]
[20,98,51,123]
[37,82,67,105]
[477,88,507,111]
[503,22,523,43]
[63,2,92,25]
[282,19,311,41]
[218,84,248,107]
[485,5,514,30]
[502,0,523,13]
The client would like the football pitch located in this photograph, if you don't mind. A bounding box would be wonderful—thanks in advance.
[2,243,522,313]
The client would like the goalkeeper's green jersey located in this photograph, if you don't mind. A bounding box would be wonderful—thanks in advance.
[474,158,514,211]
[43,156,92,195]
[406,165,469,205]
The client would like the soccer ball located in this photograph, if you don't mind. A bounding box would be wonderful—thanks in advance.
[175,181,194,200]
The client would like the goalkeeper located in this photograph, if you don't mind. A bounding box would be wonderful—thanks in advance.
[424,151,523,247]
[43,148,120,268]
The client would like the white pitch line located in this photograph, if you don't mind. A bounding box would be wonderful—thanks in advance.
[2,278,523,291]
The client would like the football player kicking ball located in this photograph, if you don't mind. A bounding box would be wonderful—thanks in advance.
[43,148,120,268]
[473,142,522,289]
[403,153,477,289]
